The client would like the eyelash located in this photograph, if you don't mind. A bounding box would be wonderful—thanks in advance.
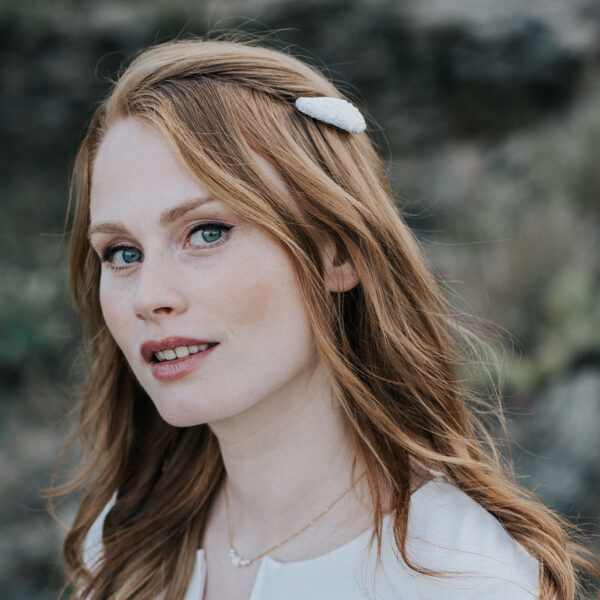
[99,222,233,272]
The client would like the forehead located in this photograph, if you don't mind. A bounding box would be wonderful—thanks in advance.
[90,118,208,218]
[90,117,296,222]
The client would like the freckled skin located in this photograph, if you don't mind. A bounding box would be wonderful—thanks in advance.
[90,118,320,428]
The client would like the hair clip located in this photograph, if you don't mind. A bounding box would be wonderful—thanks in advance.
[294,96,366,133]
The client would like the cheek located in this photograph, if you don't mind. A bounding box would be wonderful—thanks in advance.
[99,278,131,343]
[224,266,276,326]
[220,247,312,351]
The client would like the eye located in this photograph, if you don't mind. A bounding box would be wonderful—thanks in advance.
[188,222,233,248]
[98,222,233,272]
[100,245,142,270]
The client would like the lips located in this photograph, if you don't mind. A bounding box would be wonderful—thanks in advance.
[140,336,218,363]
[149,343,218,381]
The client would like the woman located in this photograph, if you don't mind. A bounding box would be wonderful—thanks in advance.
[47,37,599,599]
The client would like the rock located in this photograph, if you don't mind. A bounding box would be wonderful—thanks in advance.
[511,367,600,517]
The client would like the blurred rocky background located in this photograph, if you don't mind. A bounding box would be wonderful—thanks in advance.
[1,0,599,597]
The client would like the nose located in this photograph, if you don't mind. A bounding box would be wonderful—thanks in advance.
[133,253,189,321]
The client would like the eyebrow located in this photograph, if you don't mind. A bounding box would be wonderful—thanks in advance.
[87,197,213,240]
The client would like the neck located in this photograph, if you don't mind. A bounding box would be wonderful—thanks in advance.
[208,359,368,542]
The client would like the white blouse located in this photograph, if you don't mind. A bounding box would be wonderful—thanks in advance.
[83,475,541,599]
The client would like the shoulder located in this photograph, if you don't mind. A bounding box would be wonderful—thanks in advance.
[82,492,117,573]
[398,476,540,599]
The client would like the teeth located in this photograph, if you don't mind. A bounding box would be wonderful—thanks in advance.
[154,343,212,362]
[175,346,189,359]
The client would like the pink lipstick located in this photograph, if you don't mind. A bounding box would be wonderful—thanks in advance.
[150,343,218,381]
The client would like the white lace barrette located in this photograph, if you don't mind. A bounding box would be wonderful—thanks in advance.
[295,96,366,133]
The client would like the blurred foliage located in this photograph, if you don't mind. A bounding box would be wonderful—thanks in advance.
[1,1,599,597]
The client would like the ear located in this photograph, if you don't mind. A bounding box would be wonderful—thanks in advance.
[321,238,360,293]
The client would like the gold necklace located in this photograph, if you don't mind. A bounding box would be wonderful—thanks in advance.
[224,471,366,568]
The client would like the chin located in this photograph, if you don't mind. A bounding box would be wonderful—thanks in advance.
[151,396,232,428]
[158,414,198,428]
[151,399,208,428]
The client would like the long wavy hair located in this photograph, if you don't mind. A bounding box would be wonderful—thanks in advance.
[44,35,599,599]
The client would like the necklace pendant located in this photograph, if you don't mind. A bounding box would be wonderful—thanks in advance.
[228,548,251,567]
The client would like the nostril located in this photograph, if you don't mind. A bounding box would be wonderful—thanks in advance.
[153,306,173,314]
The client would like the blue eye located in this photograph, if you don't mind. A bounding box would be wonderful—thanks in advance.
[99,222,233,272]
[189,223,232,247]
[101,245,142,269]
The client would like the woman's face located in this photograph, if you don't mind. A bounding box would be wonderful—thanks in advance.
[88,118,322,427]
